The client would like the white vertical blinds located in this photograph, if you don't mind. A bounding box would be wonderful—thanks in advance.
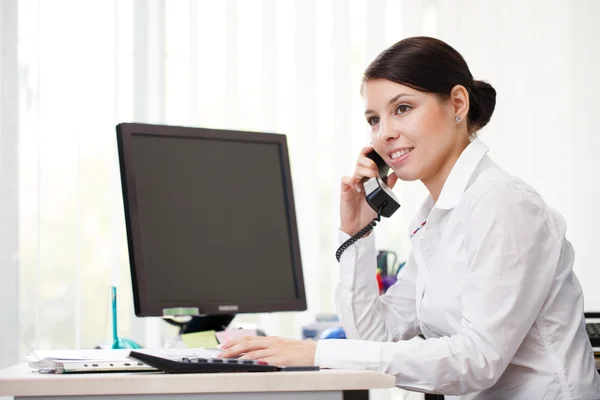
[5,0,600,361]
[0,0,19,369]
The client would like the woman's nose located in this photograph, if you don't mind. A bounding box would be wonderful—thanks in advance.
[377,119,400,143]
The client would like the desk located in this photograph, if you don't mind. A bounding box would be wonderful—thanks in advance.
[0,363,395,400]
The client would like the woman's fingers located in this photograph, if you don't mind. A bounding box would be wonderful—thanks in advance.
[353,165,378,183]
[238,348,277,361]
[359,145,374,156]
[343,162,382,193]
[356,156,378,171]
[218,335,257,350]
[341,175,357,193]
[219,336,274,358]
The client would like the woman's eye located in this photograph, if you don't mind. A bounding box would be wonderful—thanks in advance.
[368,116,380,126]
[396,104,411,114]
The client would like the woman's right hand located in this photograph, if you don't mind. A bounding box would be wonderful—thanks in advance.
[340,146,399,236]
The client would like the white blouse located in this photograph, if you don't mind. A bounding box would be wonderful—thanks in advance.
[315,138,600,399]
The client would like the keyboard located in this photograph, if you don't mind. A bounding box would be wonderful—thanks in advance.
[128,351,319,374]
[587,323,600,348]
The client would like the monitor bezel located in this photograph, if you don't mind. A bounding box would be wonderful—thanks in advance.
[116,122,307,317]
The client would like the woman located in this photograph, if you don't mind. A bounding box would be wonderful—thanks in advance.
[219,37,600,399]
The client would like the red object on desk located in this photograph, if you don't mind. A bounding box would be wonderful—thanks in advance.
[376,272,383,295]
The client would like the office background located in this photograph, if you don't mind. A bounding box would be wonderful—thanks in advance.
[1,0,599,370]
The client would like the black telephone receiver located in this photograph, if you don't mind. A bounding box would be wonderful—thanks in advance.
[364,150,400,218]
[335,149,401,262]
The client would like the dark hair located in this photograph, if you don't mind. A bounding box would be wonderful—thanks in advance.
[363,36,496,133]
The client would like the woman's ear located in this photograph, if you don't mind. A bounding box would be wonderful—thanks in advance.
[450,84,469,123]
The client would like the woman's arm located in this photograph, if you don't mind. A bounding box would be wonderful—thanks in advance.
[333,230,421,342]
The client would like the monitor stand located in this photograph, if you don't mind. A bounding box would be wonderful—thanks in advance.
[164,314,236,335]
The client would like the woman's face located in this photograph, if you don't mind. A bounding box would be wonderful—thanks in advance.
[363,79,463,183]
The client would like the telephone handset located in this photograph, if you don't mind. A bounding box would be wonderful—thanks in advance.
[364,150,401,218]
[335,149,401,262]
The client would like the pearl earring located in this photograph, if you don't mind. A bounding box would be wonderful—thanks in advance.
[455,116,461,123]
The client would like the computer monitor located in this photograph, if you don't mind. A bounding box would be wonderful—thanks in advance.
[116,123,307,318]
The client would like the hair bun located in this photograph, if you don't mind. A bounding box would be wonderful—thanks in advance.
[469,80,497,131]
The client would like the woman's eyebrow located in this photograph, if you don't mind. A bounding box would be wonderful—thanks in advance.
[364,93,412,115]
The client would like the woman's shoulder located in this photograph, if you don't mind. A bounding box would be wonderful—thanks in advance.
[459,158,567,235]
[459,157,552,218]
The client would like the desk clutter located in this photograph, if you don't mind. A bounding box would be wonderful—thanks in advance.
[26,347,219,374]
[25,327,273,374]
[376,249,405,294]
[585,313,600,360]
[179,328,258,349]
[586,321,600,351]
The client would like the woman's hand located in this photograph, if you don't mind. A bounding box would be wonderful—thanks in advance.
[340,145,398,236]
[218,336,317,366]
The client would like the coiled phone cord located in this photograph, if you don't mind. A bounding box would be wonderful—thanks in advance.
[335,205,384,262]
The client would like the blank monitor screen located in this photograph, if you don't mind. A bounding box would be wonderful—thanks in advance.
[116,123,306,316]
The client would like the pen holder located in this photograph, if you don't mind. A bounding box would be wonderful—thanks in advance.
[376,255,406,294]
[376,250,397,276]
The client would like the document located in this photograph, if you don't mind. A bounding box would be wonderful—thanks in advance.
[26,347,221,374]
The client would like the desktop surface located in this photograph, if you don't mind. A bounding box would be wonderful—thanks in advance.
[0,363,395,397]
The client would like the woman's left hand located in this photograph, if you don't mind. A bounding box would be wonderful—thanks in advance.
[218,336,317,366]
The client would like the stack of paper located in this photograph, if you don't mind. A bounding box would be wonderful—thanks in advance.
[26,348,221,374]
